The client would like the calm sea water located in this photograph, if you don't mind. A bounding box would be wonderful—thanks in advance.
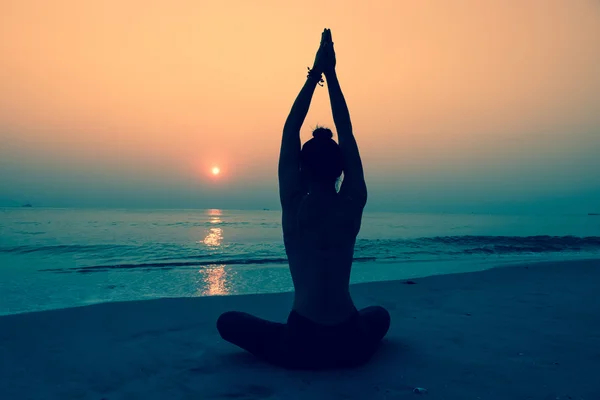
[1,208,599,315]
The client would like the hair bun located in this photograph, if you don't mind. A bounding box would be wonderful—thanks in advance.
[312,127,333,140]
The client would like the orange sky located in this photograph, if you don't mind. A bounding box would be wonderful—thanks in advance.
[1,0,599,211]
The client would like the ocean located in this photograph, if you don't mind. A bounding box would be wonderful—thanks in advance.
[1,208,599,315]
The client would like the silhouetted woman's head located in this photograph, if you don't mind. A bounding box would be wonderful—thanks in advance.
[300,126,343,185]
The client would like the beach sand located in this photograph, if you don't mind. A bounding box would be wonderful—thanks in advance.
[1,259,599,400]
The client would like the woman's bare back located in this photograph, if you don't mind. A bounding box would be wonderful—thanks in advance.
[283,193,363,325]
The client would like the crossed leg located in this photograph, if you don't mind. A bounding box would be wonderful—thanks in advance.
[217,311,287,366]
[217,306,390,369]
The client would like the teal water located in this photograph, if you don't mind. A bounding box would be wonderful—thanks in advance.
[1,208,599,315]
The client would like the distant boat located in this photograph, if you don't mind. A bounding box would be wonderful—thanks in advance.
[22,203,32,208]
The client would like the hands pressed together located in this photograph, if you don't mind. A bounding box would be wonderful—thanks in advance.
[311,28,336,77]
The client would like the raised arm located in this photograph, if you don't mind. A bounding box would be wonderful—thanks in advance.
[279,31,328,207]
[322,30,367,206]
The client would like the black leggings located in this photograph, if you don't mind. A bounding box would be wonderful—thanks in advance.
[217,306,390,370]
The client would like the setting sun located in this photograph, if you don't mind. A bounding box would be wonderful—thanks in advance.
[211,167,220,176]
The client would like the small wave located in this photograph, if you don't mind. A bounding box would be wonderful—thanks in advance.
[0,244,130,255]
[39,257,289,273]
[420,235,600,254]
[25,235,600,274]
[164,221,253,227]
[14,231,45,236]
[356,235,600,254]
[40,256,377,274]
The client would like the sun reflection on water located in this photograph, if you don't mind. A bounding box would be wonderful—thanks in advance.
[201,209,224,247]
[197,209,229,295]
[202,227,223,246]
[198,265,228,295]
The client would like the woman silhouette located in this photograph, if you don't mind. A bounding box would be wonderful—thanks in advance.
[217,29,390,369]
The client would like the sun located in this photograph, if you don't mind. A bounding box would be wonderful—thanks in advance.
[211,166,220,176]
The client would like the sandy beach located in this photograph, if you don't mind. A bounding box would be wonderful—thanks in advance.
[1,258,599,400]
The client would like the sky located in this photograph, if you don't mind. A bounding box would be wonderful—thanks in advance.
[1,0,599,213]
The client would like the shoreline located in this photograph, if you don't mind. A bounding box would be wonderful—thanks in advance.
[1,258,599,399]
[1,254,597,317]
